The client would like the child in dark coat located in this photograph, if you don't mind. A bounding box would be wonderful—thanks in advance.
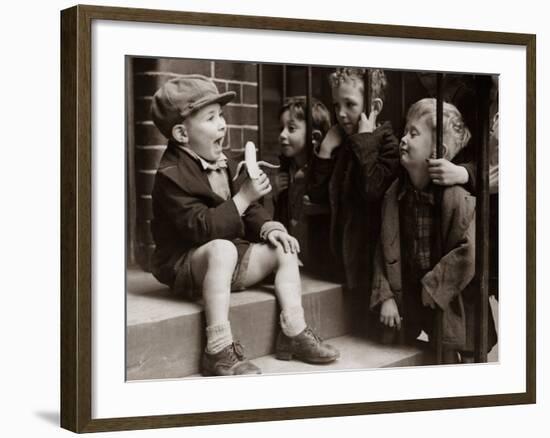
[273,96,331,268]
[307,68,400,329]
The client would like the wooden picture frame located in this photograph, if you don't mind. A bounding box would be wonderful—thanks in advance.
[61,4,536,433]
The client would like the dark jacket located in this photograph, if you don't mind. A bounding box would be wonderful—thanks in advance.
[150,143,271,288]
[273,157,309,265]
[307,122,400,289]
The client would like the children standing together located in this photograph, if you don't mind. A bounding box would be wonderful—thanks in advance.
[149,67,497,376]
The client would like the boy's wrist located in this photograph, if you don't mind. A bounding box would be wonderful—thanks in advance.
[458,166,469,184]
[232,192,250,216]
[316,147,334,159]
[260,221,287,241]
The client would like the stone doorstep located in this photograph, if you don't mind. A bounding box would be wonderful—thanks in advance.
[126,268,353,381]
[161,334,431,380]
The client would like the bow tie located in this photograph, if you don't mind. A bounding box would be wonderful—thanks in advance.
[203,159,228,172]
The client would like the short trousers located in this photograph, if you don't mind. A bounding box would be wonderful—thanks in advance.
[172,239,253,301]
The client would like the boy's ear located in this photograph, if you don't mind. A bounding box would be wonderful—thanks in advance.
[171,124,188,144]
[439,143,449,160]
[371,98,384,115]
[312,129,323,149]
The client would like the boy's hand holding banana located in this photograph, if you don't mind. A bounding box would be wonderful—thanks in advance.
[232,142,279,214]
[233,141,279,181]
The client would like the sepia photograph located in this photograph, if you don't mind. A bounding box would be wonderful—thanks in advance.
[125,57,499,381]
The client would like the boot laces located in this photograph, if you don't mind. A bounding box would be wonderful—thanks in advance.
[304,327,324,344]
[227,341,245,362]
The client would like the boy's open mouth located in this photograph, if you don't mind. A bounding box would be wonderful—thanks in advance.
[214,137,224,147]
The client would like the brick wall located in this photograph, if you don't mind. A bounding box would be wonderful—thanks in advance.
[130,57,260,271]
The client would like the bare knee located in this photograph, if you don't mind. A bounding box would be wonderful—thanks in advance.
[203,239,238,270]
[273,245,298,268]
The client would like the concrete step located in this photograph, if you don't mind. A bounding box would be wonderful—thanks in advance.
[126,268,353,381]
[187,334,430,377]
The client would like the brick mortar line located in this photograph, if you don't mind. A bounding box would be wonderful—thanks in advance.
[135,121,257,130]
[135,72,257,86]
[228,124,258,130]
[136,145,167,150]
[134,97,257,108]
[214,78,257,87]
[136,242,156,248]
[226,102,258,108]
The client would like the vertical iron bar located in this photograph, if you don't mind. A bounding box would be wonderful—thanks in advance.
[282,65,287,100]
[257,63,264,159]
[256,64,265,207]
[434,73,445,364]
[126,57,136,266]
[400,72,406,127]
[364,69,372,116]
[306,66,313,159]
[475,75,490,363]
[398,70,407,346]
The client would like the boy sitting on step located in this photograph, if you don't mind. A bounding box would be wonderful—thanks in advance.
[149,75,339,376]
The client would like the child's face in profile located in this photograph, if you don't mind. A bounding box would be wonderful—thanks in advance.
[331,80,364,135]
[400,114,434,170]
[279,110,307,158]
[182,103,227,162]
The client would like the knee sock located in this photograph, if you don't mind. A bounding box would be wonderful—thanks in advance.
[205,321,233,354]
[280,306,307,338]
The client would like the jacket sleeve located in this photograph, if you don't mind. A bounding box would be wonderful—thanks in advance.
[347,123,400,202]
[242,201,272,242]
[421,191,476,310]
[272,185,288,227]
[306,153,336,204]
[459,161,477,195]
[153,170,245,245]
[453,146,477,195]
[370,240,396,309]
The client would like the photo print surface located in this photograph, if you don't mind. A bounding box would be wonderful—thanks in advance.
[125,56,499,381]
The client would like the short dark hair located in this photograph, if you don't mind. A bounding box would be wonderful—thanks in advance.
[329,67,388,102]
[279,96,331,136]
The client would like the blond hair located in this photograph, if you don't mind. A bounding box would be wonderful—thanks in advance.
[406,98,471,160]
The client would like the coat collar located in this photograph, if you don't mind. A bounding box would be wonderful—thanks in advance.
[177,145,228,171]
[397,174,436,205]
[161,142,237,199]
